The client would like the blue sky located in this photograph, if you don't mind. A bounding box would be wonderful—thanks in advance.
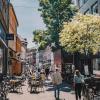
[11,0,46,48]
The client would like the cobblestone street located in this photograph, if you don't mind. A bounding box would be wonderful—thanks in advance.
[8,80,76,100]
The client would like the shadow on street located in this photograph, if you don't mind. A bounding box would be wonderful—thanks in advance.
[46,82,73,93]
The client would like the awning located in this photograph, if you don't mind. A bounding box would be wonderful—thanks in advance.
[0,37,8,48]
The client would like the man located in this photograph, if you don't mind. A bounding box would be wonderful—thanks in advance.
[52,68,62,100]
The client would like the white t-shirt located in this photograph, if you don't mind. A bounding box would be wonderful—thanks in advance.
[52,72,62,85]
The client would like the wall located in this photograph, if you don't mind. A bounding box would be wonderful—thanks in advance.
[9,4,18,51]
[0,0,9,74]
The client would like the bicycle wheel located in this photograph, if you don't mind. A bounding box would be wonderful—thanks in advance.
[1,92,7,100]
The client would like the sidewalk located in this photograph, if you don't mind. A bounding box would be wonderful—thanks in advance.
[8,80,77,100]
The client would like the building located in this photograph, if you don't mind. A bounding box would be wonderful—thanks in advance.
[20,38,27,73]
[26,48,36,71]
[74,0,100,75]
[15,35,22,75]
[8,3,19,75]
[75,0,100,14]
[26,46,53,71]
[0,0,9,74]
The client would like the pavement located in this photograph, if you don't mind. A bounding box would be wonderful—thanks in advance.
[8,79,77,100]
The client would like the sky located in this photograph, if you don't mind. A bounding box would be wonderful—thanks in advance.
[10,0,46,48]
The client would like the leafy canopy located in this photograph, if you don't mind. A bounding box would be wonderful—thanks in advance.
[33,30,50,50]
[38,0,77,48]
[59,13,100,54]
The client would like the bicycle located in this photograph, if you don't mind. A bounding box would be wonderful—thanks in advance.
[0,81,9,100]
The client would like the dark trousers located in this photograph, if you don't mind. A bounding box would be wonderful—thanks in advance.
[54,84,60,100]
[75,83,82,100]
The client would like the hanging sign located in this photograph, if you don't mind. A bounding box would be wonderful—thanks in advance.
[6,34,14,40]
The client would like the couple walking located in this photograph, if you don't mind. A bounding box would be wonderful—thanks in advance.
[51,68,84,100]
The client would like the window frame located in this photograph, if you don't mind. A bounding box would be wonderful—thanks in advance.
[91,1,98,15]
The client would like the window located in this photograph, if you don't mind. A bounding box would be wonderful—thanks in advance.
[91,2,98,15]
[84,0,88,3]
[79,0,85,7]
[5,1,9,25]
[93,58,100,74]
[84,9,90,14]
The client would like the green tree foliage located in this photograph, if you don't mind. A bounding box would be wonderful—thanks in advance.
[59,13,100,54]
[33,30,50,50]
[38,0,77,49]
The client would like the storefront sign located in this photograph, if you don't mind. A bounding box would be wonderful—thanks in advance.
[6,34,14,40]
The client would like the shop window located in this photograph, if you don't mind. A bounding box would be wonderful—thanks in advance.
[84,0,88,3]
[79,0,85,7]
[91,2,98,15]
[0,23,5,40]
[93,58,100,71]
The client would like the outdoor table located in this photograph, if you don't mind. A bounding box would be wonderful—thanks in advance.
[30,79,40,92]
[10,79,20,92]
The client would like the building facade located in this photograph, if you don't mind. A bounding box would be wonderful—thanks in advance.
[20,38,27,73]
[0,0,9,74]
[8,3,18,75]
[26,48,36,72]
[75,0,100,14]
[74,0,100,75]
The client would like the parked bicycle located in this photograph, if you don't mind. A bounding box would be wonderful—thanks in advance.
[0,80,9,100]
[83,76,100,100]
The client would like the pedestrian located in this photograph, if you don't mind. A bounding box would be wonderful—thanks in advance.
[0,73,3,83]
[51,68,62,100]
[73,70,84,100]
[36,68,41,80]
[40,70,46,82]
[45,68,49,80]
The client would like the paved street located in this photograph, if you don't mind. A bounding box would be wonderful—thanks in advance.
[8,80,76,100]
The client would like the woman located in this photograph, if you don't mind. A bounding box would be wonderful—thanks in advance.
[74,70,84,100]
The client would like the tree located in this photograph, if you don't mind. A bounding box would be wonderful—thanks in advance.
[59,13,100,54]
[38,0,77,49]
[33,30,50,50]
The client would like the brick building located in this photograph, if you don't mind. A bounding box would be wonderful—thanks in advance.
[0,0,9,74]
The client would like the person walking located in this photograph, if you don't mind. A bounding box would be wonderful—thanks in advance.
[74,70,84,100]
[45,68,49,80]
[52,69,62,100]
